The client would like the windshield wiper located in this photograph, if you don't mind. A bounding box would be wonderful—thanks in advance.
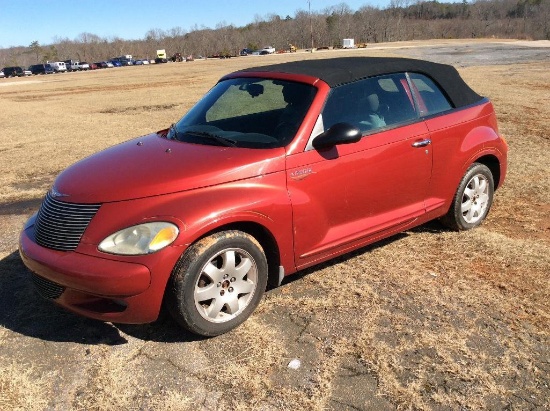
[168,123,179,140]
[185,130,237,147]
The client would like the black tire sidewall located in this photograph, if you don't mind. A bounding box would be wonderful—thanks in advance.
[167,231,268,337]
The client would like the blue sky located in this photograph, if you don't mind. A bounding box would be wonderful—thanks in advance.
[0,0,398,48]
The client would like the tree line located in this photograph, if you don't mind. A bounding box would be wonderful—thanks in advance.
[1,0,548,67]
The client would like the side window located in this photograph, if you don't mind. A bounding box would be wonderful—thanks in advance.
[321,73,418,134]
[409,73,453,116]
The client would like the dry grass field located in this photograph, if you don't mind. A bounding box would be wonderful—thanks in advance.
[0,39,548,410]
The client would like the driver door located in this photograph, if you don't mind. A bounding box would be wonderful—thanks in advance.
[287,73,433,269]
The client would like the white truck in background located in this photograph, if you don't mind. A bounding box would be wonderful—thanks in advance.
[49,61,67,72]
[342,38,355,48]
[64,60,90,71]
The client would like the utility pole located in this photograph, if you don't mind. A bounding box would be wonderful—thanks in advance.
[308,0,314,51]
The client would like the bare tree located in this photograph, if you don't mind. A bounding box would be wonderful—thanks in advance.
[2,0,548,65]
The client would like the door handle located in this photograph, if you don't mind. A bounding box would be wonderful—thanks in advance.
[412,139,431,148]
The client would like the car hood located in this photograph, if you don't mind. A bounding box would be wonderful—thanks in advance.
[53,133,286,203]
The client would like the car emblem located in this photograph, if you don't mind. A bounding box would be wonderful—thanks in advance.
[290,168,313,181]
[51,187,69,198]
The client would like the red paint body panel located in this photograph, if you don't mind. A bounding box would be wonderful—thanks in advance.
[19,64,508,325]
[20,228,165,323]
[423,101,508,215]
[288,121,432,268]
[55,134,286,203]
[19,166,295,323]
[20,230,152,296]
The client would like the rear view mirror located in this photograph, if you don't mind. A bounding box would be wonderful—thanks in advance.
[239,83,264,98]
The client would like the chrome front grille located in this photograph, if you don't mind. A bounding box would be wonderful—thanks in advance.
[34,193,101,251]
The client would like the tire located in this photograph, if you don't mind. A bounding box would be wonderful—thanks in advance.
[441,163,494,231]
[166,230,268,336]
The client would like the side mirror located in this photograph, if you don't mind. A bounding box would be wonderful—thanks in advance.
[312,122,362,150]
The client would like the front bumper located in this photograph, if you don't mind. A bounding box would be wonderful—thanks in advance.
[19,226,167,324]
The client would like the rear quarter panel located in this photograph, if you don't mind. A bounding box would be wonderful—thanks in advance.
[423,100,507,216]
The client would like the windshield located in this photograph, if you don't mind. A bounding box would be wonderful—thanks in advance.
[167,77,317,148]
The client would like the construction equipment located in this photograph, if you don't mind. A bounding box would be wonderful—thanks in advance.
[171,53,183,62]
[155,49,168,63]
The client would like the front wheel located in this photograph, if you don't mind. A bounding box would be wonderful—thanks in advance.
[441,163,494,231]
[166,230,268,337]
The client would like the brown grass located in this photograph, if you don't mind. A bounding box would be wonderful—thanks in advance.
[0,40,548,410]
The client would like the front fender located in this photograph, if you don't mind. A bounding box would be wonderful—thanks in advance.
[80,171,294,272]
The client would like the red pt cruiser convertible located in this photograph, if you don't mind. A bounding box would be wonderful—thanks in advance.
[20,57,508,336]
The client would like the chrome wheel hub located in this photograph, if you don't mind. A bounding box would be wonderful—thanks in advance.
[194,248,258,323]
[461,174,490,224]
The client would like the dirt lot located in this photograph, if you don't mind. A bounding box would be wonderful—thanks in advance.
[0,39,548,410]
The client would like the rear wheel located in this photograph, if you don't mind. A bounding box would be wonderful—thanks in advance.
[167,230,268,336]
[441,163,494,231]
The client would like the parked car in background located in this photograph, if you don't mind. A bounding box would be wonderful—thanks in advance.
[65,60,87,71]
[110,57,133,66]
[88,63,98,70]
[80,62,90,70]
[50,62,67,73]
[19,57,508,337]
[29,64,54,75]
[240,48,254,56]
[2,66,24,77]
[23,68,32,76]
[260,46,276,54]
[0,70,5,78]
[95,61,113,68]
[64,60,78,71]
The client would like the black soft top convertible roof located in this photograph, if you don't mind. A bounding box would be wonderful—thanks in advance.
[239,57,483,108]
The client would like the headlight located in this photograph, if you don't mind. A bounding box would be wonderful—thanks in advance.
[98,222,179,255]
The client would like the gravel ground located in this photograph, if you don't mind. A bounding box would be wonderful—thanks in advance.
[389,40,550,66]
